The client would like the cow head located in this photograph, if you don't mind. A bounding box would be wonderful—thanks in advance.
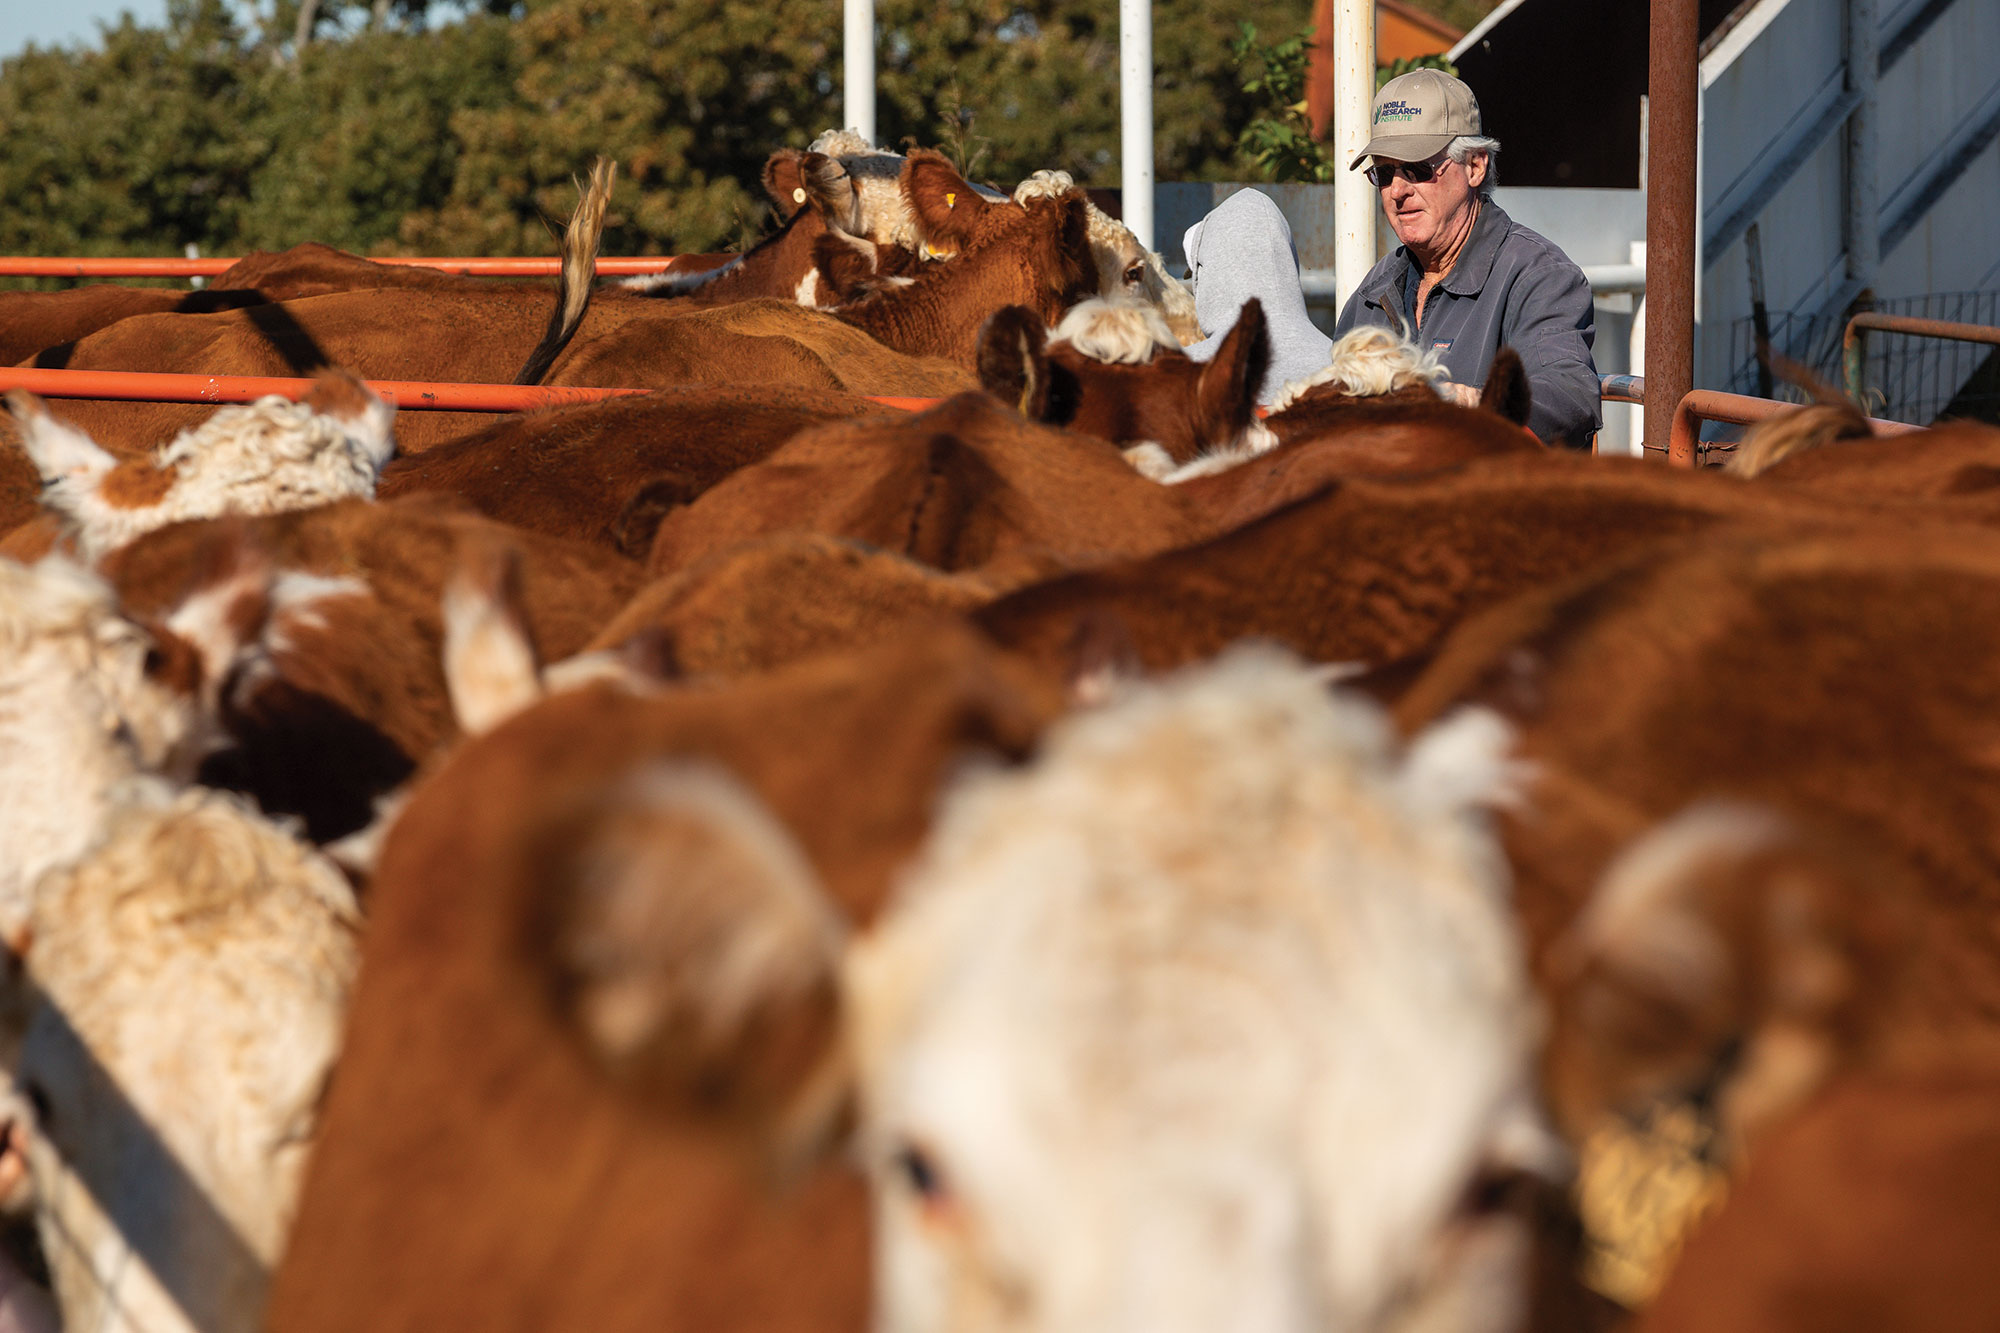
[8,371,396,561]
[1013,171,1202,345]
[554,648,1562,1333]
[976,298,1272,476]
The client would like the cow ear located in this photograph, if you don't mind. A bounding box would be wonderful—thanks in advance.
[901,147,989,252]
[1195,297,1270,443]
[762,148,809,220]
[1047,193,1098,302]
[7,391,116,491]
[1542,803,1899,1158]
[798,151,861,234]
[1480,347,1534,427]
[540,762,852,1162]
[441,530,540,737]
[976,306,1052,419]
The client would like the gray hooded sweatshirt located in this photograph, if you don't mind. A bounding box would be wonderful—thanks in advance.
[1182,189,1333,406]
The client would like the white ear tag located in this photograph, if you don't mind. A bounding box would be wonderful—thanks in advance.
[793,187,807,204]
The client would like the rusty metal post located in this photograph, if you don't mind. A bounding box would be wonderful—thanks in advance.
[1647,0,1700,465]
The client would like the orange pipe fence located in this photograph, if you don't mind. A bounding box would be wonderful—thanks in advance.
[0,256,692,279]
[1665,389,1918,467]
[0,368,939,415]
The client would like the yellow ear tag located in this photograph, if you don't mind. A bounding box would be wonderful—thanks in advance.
[946,191,957,209]
[792,186,807,204]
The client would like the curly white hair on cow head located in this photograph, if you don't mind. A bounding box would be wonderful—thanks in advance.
[1266,325,1450,412]
[9,370,395,561]
[1050,298,1179,365]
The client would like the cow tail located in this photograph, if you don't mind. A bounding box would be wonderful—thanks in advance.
[513,157,617,386]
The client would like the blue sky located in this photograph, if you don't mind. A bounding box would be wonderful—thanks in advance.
[1,0,171,60]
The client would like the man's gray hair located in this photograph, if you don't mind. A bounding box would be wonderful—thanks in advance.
[1448,135,1501,197]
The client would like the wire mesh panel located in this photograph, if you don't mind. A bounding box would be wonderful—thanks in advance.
[1725,290,2000,425]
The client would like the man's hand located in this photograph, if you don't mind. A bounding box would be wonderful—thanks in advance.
[1438,381,1481,408]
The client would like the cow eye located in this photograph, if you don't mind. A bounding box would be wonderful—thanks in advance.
[895,1143,947,1202]
[1459,1165,1534,1219]
[1122,261,1144,285]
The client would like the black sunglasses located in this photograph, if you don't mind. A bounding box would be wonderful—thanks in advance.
[1364,156,1451,188]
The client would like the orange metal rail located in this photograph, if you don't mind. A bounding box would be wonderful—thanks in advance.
[1665,388,1918,466]
[0,256,691,279]
[0,368,938,414]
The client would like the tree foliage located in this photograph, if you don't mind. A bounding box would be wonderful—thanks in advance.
[0,0,1311,275]
[1229,21,1335,185]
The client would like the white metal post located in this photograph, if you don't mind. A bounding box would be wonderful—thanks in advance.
[844,0,876,145]
[1331,0,1377,305]
[1119,0,1155,250]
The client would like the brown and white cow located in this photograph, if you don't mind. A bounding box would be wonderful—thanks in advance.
[805,132,1200,342]
[1385,520,2000,1301]
[821,150,1101,368]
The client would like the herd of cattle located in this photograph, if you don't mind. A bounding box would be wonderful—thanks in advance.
[0,129,1998,1333]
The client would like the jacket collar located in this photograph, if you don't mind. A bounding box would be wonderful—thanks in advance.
[1362,199,1512,312]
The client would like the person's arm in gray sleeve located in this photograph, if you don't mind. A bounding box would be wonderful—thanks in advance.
[1503,259,1602,449]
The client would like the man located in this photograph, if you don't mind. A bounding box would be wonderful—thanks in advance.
[1336,69,1601,448]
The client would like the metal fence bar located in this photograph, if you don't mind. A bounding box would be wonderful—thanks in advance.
[0,367,928,415]
[1665,387,1919,467]
[1842,311,2000,403]
[0,256,693,279]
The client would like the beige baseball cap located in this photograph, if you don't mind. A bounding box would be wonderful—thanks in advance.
[1348,69,1482,170]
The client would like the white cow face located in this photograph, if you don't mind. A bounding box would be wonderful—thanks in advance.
[843,649,1560,1333]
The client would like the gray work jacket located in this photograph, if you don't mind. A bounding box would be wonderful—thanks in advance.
[1334,201,1601,448]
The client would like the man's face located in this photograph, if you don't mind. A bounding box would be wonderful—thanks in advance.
[1374,150,1485,254]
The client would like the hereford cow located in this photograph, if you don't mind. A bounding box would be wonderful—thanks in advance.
[8,369,395,560]
[545,299,976,400]
[642,391,1202,579]
[585,532,1041,681]
[0,780,359,1333]
[1382,521,2000,1298]
[806,131,1200,342]
[823,149,1101,368]
[376,384,890,558]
